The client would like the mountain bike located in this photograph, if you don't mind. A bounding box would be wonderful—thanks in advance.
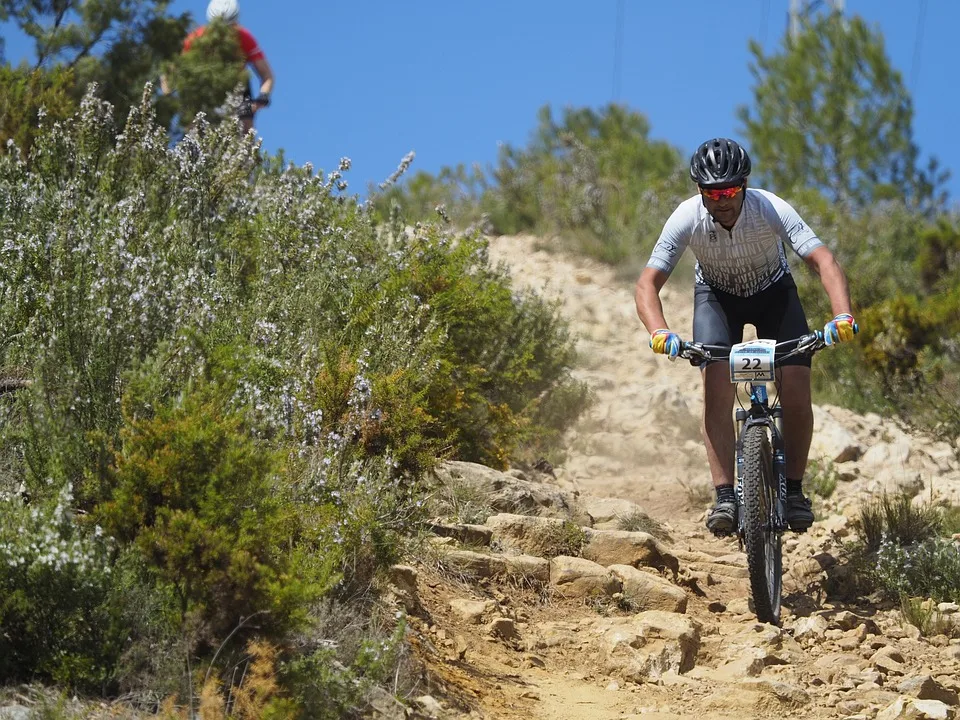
[679,332,826,625]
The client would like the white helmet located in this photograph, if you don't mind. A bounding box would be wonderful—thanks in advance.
[207,0,240,22]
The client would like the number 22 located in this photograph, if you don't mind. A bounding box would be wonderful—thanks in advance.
[741,357,762,370]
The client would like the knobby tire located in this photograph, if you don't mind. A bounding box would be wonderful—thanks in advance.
[741,423,782,625]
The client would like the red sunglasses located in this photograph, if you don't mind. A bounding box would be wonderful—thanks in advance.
[701,185,744,201]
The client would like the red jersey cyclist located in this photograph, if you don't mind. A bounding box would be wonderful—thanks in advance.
[165,0,275,133]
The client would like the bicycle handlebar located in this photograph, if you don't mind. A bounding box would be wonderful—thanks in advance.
[679,331,826,367]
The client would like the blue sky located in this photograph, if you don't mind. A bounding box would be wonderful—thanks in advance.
[4,1,957,202]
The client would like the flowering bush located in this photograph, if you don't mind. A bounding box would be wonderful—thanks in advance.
[0,87,587,694]
[0,485,119,687]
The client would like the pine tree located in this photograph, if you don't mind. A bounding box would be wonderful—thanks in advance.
[737,12,948,212]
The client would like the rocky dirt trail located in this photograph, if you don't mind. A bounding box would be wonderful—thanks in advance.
[397,234,960,720]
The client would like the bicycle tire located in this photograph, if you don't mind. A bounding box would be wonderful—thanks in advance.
[740,423,782,625]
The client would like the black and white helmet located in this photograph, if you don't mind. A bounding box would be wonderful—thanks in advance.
[689,138,752,187]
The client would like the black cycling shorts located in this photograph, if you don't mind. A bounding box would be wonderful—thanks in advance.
[692,274,811,368]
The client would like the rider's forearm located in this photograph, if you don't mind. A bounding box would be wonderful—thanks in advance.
[252,57,274,96]
[816,256,853,317]
[635,268,670,333]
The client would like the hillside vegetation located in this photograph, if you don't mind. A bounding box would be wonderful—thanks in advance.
[0,90,587,714]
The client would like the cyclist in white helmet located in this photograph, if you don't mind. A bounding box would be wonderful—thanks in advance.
[168,0,275,133]
[635,138,859,536]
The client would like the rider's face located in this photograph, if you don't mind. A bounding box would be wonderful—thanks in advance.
[700,182,746,228]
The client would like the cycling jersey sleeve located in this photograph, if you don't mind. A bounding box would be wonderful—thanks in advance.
[755,189,822,258]
[646,196,697,276]
[236,26,265,63]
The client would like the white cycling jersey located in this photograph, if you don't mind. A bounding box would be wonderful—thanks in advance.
[646,188,823,297]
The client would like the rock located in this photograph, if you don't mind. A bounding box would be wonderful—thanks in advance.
[433,461,580,519]
[861,440,911,472]
[608,564,687,613]
[872,646,908,675]
[598,612,702,681]
[487,617,520,641]
[877,697,952,720]
[449,599,496,625]
[837,700,868,714]
[485,513,575,557]
[0,707,31,720]
[582,529,680,577]
[792,614,829,641]
[938,603,959,614]
[428,522,493,547]
[897,675,960,706]
[582,496,644,529]
[810,421,862,463]
[830,611,881,635]
[438,549,505,579]
[822,514,851,537]
[688,653,765,682]
[502,554,551,583]
[387,564,420,614]
[414,695,444,718]
[549,556,621,598]
[737,678,810,707]
[725,597,752,616]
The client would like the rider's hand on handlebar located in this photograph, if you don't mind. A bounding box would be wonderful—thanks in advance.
[823,313,859,346]
[650,329,683,359]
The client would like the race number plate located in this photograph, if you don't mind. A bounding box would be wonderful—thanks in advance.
[729,339,776,383]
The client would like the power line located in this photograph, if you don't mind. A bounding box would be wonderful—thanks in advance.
[910,0,928,91]
[612,0,624,102]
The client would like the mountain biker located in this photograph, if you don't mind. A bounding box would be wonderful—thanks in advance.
[634,138,858,536]
[168,0,275,133]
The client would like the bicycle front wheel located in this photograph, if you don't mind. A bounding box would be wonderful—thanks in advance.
[740,423,782,625]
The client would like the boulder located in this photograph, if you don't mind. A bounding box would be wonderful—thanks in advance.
[549,556,621,599]
[897,676,960,706]
[502,554,551,583]
[486,513,577,557]
[877,697,952,720]
[433,461,579,519]
[582,496,644,529]
[582,529,679,577]
[428,522,492,547]
[449,599,496,625]
[608,564,687,613]
[438,549,505,579]
[598,612,702,681]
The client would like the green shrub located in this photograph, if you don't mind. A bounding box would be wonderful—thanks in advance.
[854,491,942,553]
[870,537,960,604]
[97,374,330,640]
[0,486,121,689]
[900,595,958,638]
[0,65,77,155]
[282,608,411,720]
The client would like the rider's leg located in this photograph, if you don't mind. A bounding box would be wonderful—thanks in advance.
[702,362,737,488]
[776,365,813,480]
[693,284,742,534]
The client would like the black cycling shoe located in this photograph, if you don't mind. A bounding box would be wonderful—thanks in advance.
[706,500,737,536]
[785,493,815,532]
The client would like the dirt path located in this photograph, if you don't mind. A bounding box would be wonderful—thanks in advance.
[407,234,960,720]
